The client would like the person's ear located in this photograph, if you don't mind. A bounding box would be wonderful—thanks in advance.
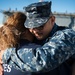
[50,16,55,25]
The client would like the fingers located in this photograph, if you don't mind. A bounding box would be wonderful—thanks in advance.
[0,50,4,75]
[0,70,4,75]
[0,64,4,75]
[0,59,3,64]
[0,50,5,60]
[0,64,3,72]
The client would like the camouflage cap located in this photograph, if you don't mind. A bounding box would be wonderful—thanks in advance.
[24,1,52,28]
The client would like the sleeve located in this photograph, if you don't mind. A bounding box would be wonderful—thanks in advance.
[2,29,75,72]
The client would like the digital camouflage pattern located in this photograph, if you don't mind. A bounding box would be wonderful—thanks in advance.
[24,1,52,28]
[2,28,75,73]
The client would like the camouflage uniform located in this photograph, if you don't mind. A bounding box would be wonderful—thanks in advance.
[2,24,75,73]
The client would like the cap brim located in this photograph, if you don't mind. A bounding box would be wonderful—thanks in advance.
[24,17,49,28]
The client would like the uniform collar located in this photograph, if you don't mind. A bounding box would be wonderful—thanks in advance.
[49,23,58,37]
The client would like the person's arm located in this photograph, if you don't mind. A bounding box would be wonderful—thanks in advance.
[2,29,75,72]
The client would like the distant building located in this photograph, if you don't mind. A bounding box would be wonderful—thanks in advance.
[0,9,75,30]
[53,12,75,30]
[0,9,14,24]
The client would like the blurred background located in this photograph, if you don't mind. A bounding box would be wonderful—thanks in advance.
[0,0,75,30]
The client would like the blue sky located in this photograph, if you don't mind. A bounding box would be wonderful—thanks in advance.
[0,0,75,25]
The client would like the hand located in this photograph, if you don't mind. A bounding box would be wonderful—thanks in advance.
[0,59,3,64]
[0,64,4,75]
[0,50,5,62]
